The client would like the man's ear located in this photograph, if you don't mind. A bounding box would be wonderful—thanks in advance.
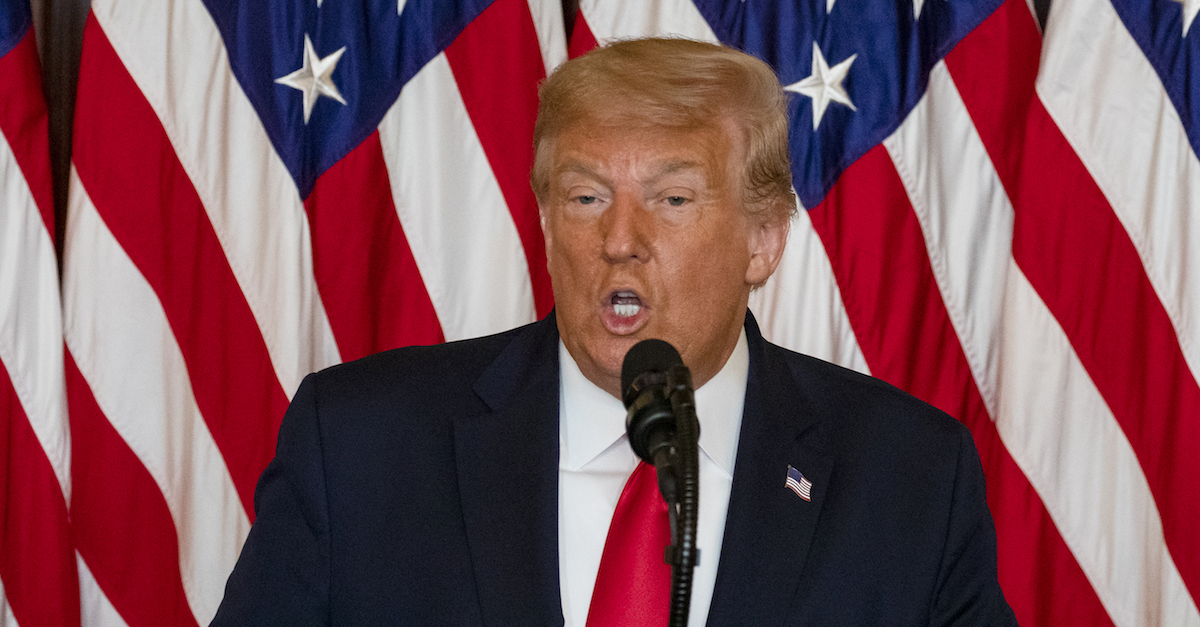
[538,203,552,245]
[745,212,790,288]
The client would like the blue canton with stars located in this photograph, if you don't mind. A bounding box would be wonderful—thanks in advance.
[201,0,492,198]
[1109,0,1200,162]
[205,0,1198,210]
[207,0,1004,207]
[0,0,31,59]
[693,0,1003,209]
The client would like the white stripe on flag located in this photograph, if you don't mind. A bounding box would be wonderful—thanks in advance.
[750,206,870,374]
[0,126,70,496]
[378,52,538,342]
[91,0,342,395]
[882,63,1013,405]
[998,260,1197,627]
[0,586,16,627]
[577,0,717,43]
[63,168,250,626]
[1037,0,1200,387]
[77,552,129,627]
[884,62,1200,627]
[527,0,568,76]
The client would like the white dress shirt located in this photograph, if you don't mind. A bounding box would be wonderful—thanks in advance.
[558,330,748,627]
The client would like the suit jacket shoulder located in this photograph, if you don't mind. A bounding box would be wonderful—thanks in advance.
[706,317,1016,626]
[214,312,1014,627]
[768,338,966,442]
[212,316,563,627]
[310,319,531,418]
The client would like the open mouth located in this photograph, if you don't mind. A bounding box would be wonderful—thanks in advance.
[611,290,642,318]
[601,289,648,335]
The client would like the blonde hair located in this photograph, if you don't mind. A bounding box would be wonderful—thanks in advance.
[531,37,796,223]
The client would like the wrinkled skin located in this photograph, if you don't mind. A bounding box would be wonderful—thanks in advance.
[541,120,790,399]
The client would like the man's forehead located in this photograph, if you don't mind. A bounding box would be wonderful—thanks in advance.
[551,124,736,179]
[554,157,709,180]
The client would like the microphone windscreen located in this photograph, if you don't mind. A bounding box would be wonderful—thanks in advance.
[621,339,683,402]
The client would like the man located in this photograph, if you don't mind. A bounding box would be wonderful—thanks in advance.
[212,38,1016,626]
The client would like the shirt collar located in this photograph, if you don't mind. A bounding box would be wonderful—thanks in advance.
[558,329,749,476]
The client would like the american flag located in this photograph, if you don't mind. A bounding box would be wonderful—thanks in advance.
[785,466,813,502]
[593,0,1196,624]
[1,0,1197,625]
[0,1,80,625]
[58,0,562,624]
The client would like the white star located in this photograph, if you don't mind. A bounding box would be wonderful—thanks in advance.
[275,33,348,124]
[826,0,836,13]
[398,0,408,15]
[1176,0,1200,36]
[785,42,858,130]
[914,0,925,19]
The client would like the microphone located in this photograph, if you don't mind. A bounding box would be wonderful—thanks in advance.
[621,339,686,478]
[620,339,700,627]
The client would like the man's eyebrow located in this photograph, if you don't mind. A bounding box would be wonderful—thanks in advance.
[658,160,704,173]
[645,160,706,185]
[556,160,613,186]
[554,158,706,186]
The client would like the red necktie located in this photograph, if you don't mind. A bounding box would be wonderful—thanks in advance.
[585,461,672,627]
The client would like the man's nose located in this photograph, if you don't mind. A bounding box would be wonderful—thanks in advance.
[600,193,651,263]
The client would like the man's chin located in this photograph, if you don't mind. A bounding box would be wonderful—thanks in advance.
[566,338,639,397]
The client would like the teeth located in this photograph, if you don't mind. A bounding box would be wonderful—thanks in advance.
[613,303,640,318]
[610,290,641,318]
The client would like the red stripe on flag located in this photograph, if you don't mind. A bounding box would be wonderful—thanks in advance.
[305,130,444,361]
[945,0,1200,600]
[0,29,55,238]
[567,11,599,59]
[0,359,81,627]
[66,353,199,627]
[809,145,1115,627]
[444,0,554,318]
[981,428,1114,627]
[71,17,288,519]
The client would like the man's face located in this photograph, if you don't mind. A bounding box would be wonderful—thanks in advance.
[541,120,787,398]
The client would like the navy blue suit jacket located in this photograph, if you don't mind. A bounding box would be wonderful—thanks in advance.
[212,313,1016,626]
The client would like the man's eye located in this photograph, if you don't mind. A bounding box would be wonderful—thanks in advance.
[666,196,688,207]
[576,195,598,205]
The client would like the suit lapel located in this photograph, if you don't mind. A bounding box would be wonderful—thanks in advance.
[706,315,835,626]
[454,315,564,627]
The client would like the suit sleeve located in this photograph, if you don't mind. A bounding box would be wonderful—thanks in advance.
[929,426,1018,626]
[210,373,331,627]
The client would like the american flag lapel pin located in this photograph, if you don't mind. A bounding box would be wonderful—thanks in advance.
[785,465,813,502]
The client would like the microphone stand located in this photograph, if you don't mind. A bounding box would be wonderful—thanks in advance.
[661,364,700,627]
[622,340,701,627]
